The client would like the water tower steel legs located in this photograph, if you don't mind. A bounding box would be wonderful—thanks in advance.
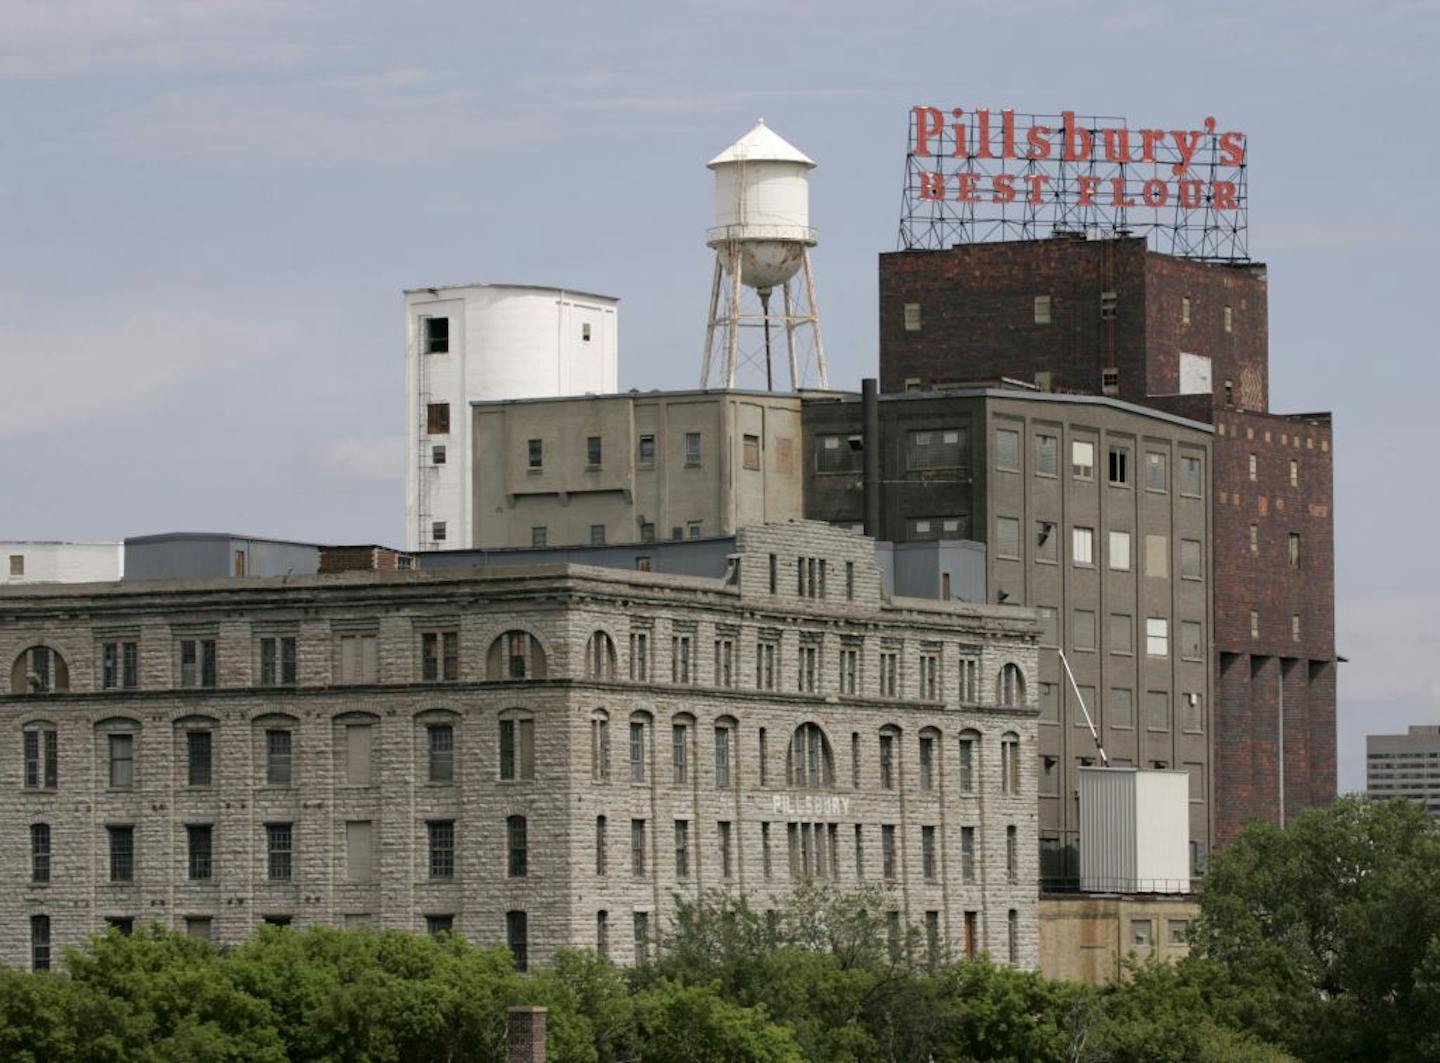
[700,243,827,392]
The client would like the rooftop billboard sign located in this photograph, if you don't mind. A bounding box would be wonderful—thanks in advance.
[898,107,1248,262]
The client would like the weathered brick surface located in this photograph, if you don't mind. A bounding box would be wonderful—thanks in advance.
[0,523,1041,971]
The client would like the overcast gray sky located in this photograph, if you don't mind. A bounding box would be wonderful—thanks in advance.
[2,0,1435,792]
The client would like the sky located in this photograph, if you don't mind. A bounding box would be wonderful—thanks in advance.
[1,0,1436,792]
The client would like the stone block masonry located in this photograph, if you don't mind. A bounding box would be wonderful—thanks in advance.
[0,523,1041,972]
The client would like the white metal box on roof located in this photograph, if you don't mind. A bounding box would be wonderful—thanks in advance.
[1078,767,1191,894]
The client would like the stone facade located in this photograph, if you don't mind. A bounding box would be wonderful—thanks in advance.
[0,523,1040,972]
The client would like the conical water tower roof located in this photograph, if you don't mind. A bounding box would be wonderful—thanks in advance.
[707,118,815,169]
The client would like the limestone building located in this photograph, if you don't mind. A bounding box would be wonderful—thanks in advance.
[1,523,1039,972]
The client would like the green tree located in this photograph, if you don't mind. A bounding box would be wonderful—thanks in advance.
[1192,796,1440,1061]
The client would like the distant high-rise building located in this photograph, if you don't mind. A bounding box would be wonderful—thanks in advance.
[1367,726,1440,818]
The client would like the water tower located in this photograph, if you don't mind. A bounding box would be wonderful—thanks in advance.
[701,120,828,391]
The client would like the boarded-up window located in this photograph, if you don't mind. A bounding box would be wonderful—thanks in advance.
[1107,688,1134,728]
[1181,621,1203,660]
[1145,535,1168,578]
[904,303,921,331]
[1035,434,1057,476]
[910,429,968,471]
[1180,539,1203,580]
[1109,530,1131,571]
[815,435,861,473]
[1034,294,1052,324]
[1073,610,1096,651]
[995,517,1020,559]
[426,403,450,435]
[345,725,372,786]
[992,429,1019,472]
[1109,613,1133,654]
[743,434,761,471]
[338,633,378,683]
[1146,691,1170,731]
[346,820,373,881]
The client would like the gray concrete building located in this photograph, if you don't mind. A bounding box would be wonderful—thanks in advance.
[802,385,1215,880]
[467,390,805,549]
[1,522,1040,972]
[1367,725,1440,818]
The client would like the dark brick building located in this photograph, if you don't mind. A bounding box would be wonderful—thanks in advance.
[878,237,1335,843]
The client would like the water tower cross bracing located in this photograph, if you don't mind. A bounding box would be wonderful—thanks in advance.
[701,119,828,391]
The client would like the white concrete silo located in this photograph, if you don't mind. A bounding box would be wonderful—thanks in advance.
[701,120,827,391]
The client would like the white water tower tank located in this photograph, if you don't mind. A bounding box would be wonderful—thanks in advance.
[707,119,817,292]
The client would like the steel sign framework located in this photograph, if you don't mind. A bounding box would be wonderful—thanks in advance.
[898,107,1249,262]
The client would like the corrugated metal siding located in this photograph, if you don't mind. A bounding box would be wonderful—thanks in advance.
[1079,768,1137,891]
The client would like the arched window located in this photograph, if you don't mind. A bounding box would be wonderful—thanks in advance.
[998,663,1026,707]
[11,647,68,694]
[487,631,547,680]
[878,725,901,790]
[957,729,981,795]
[586,631,617,679]
[788,723,834,789]
[918,726,941,792]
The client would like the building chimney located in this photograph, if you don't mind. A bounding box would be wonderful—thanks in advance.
[508,1006,547,1063]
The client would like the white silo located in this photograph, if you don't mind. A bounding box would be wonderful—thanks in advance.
[701,120,827,391]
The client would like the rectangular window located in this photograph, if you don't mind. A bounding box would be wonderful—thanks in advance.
[1003,736,1020,794]
[670,635,693,684]
[637,434,656,465]
[1292,613,1302,641]
[672,723,688,785]
[958,735,976,793]
[714,727,732,788]
[344,724,372,786]
[587,435,603,467]
[798,643,818,693]
[838,646,859,695]
[424,316,449,353]
[1181,296,1191,325]
[684,432,702,466]
[1181,621,1203,661]
[259,636,298,686]
[596,911,609,957]
[758,728,768,786]
[743,433,761,470]
[1073,609,1097,651]
[1145,451,1168,492]
[1145,534,1169,578]
[1037,606,1058,646]
[854,824,866,879]
[1029,519,1057,563]
[531,526,547,548]
[1101,290,1118,319]
[595,816,608,874]
[919,652,939,700]
[674,819,690,878]
[498,718,535,781]
[1039,755,1059,796]
[1039,681,1059,722]
[420,631,459,682]
[1006,825,1018,883]
[1034,294,1052,324]
[1072,526,1094,566]
[1035,434,1058,476]
[1180,455,1204,496]
[629,631,649,680]
[109,733,134,789]
[1289,459,1299,487]
[179,638,217,689]
[995,516,1020,559]
[108,825,135,881]
[994,428,1020,472]
[181,730,210,787]
[1288,532,1301,568]
[1147,691,1171,732]
[589,524,606,546]
[426,403,450,435]
[1108,688,1135,729]
[634,912,651,964]
[904,302,922,331]
[1183,692,1204,733]
[1251,609,1261,639]
[1109,530,1131,571]
[1248,452,1258,481]
[919,734,935,791]
[1072,440,1095,480]
[432,444,446,465]
[430,521,447,543]
[9,554,23,577]
[631,819,647,876]
[1223,305,1233,333]
[337,633,379,683]
[266,729,293,785]
[266,823,292,881]
[1146,618,1169,657]
[959,824,975,883]
[527,438,543,468]
[1180,538,1203,580]
[428,724,454,783]
[630,722,646,782]
[1110,613,1134,655]
[425,915,453,938]
[505,816,526,877]
[923,825,939,880]
[507,911,528,972]
[187,824,212,880]
[101,640,140,690]
[31,823,50,883]
[879,733,896,790]
[30,915,49,972]
[719,820,733,878]
[881,824,897,879]
[1109,448,1129,485]
[347,820,373,882]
